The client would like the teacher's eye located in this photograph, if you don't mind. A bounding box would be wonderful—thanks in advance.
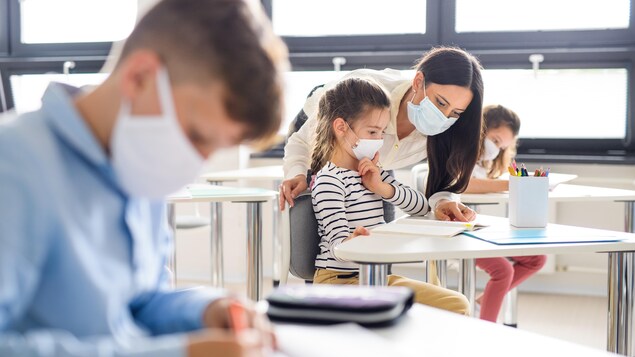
[436,99,447,107]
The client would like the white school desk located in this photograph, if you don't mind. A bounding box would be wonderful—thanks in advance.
[462,183,635,350]
[201,165,285,285]
[462,184,635,230]
[335,215,635,356]
[375,304,615,357]
[201,165,284,183]
[274,303,614,357]
[459,184,635,338]
[167,185,276,301]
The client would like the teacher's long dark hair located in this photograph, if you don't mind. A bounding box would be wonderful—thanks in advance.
[417,47,484,198]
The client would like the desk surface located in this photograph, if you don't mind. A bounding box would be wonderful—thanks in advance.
[167,184,276,203]
[374,304,614,357]
[275,304,613,357]
[335,215,635,263]
[462,184,635,204]
[201,165,284,182]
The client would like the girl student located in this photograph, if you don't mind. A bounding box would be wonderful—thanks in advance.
[309,77,470,315]
[465,104,546,322]
[280,46,484,223]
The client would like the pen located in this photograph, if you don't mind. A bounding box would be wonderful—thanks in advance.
[228,301,249,334]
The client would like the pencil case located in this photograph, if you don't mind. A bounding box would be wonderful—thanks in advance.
[266,284,414,327]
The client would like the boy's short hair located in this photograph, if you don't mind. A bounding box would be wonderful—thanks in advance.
[116,0,288,144]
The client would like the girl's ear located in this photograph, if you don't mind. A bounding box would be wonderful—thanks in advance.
[332,117,348,137]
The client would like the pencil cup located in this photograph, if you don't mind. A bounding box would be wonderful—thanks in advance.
[508,176,549,228]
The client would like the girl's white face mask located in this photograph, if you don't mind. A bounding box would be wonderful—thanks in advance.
[345,122,384,160]
[481,137,501,161]
[110,67,205,199]
[406,79,458,136]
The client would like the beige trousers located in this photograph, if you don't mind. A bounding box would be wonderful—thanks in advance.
[313,265,470,316]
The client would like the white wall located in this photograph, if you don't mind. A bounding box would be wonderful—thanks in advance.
[175,153,635,296]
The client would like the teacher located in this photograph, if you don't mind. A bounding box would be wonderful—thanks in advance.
[279,46,484,221]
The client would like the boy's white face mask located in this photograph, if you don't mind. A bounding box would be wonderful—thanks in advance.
[110,67,205,199]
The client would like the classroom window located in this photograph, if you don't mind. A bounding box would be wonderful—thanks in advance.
[281,70,350,134]
[10,72,108,113]
[19,0,136,44]
[455,0,630,33]
[271,0,426,37]
[0,0,8,55]
[482,68,628,139]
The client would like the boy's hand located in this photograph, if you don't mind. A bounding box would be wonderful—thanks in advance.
[358,153,394,198]
[202,298,276,349]
[343,226,370,242]
[187,329,270,357]
[434,200,476,222]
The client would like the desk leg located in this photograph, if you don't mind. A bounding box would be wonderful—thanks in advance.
[272,180,282,287]
[167,203,177,285]
[247,202,263,301]
[437,260,448,287]
[502,288,518,327]
[459,259,476,317]
[607,201,635,354]
[607,251,634,356]
[210,202,224,288]
[359,264,388,286]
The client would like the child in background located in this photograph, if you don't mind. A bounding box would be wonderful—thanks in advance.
[310,77,470,315]
[466,104,546,322]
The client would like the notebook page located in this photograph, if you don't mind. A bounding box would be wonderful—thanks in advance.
[371,224,466,237]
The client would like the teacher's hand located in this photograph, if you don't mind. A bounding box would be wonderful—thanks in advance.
[278,174,307,210]
[434,200,476,222]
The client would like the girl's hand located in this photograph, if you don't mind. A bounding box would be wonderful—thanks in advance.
[343,226,370,242]
[434,200,476,222]
[278,175,308,210]
[359,153,394,198]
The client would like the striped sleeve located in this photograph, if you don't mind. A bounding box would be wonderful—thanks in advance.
[381,170,428,216]
[312,174,350,261]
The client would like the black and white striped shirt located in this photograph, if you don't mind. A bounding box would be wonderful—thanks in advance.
[313,162,428,272]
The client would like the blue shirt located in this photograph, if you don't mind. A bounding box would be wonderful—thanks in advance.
[0,83,221,356]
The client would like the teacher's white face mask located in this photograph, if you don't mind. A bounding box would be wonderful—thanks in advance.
[110,67,205,199]
[406,79,458,136]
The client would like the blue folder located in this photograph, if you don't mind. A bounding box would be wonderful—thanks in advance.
[462,225,624,245]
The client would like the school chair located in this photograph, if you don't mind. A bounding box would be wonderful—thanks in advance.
[279,191,320,284]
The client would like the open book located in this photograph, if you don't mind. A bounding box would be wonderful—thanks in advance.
[370,217,488,238]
